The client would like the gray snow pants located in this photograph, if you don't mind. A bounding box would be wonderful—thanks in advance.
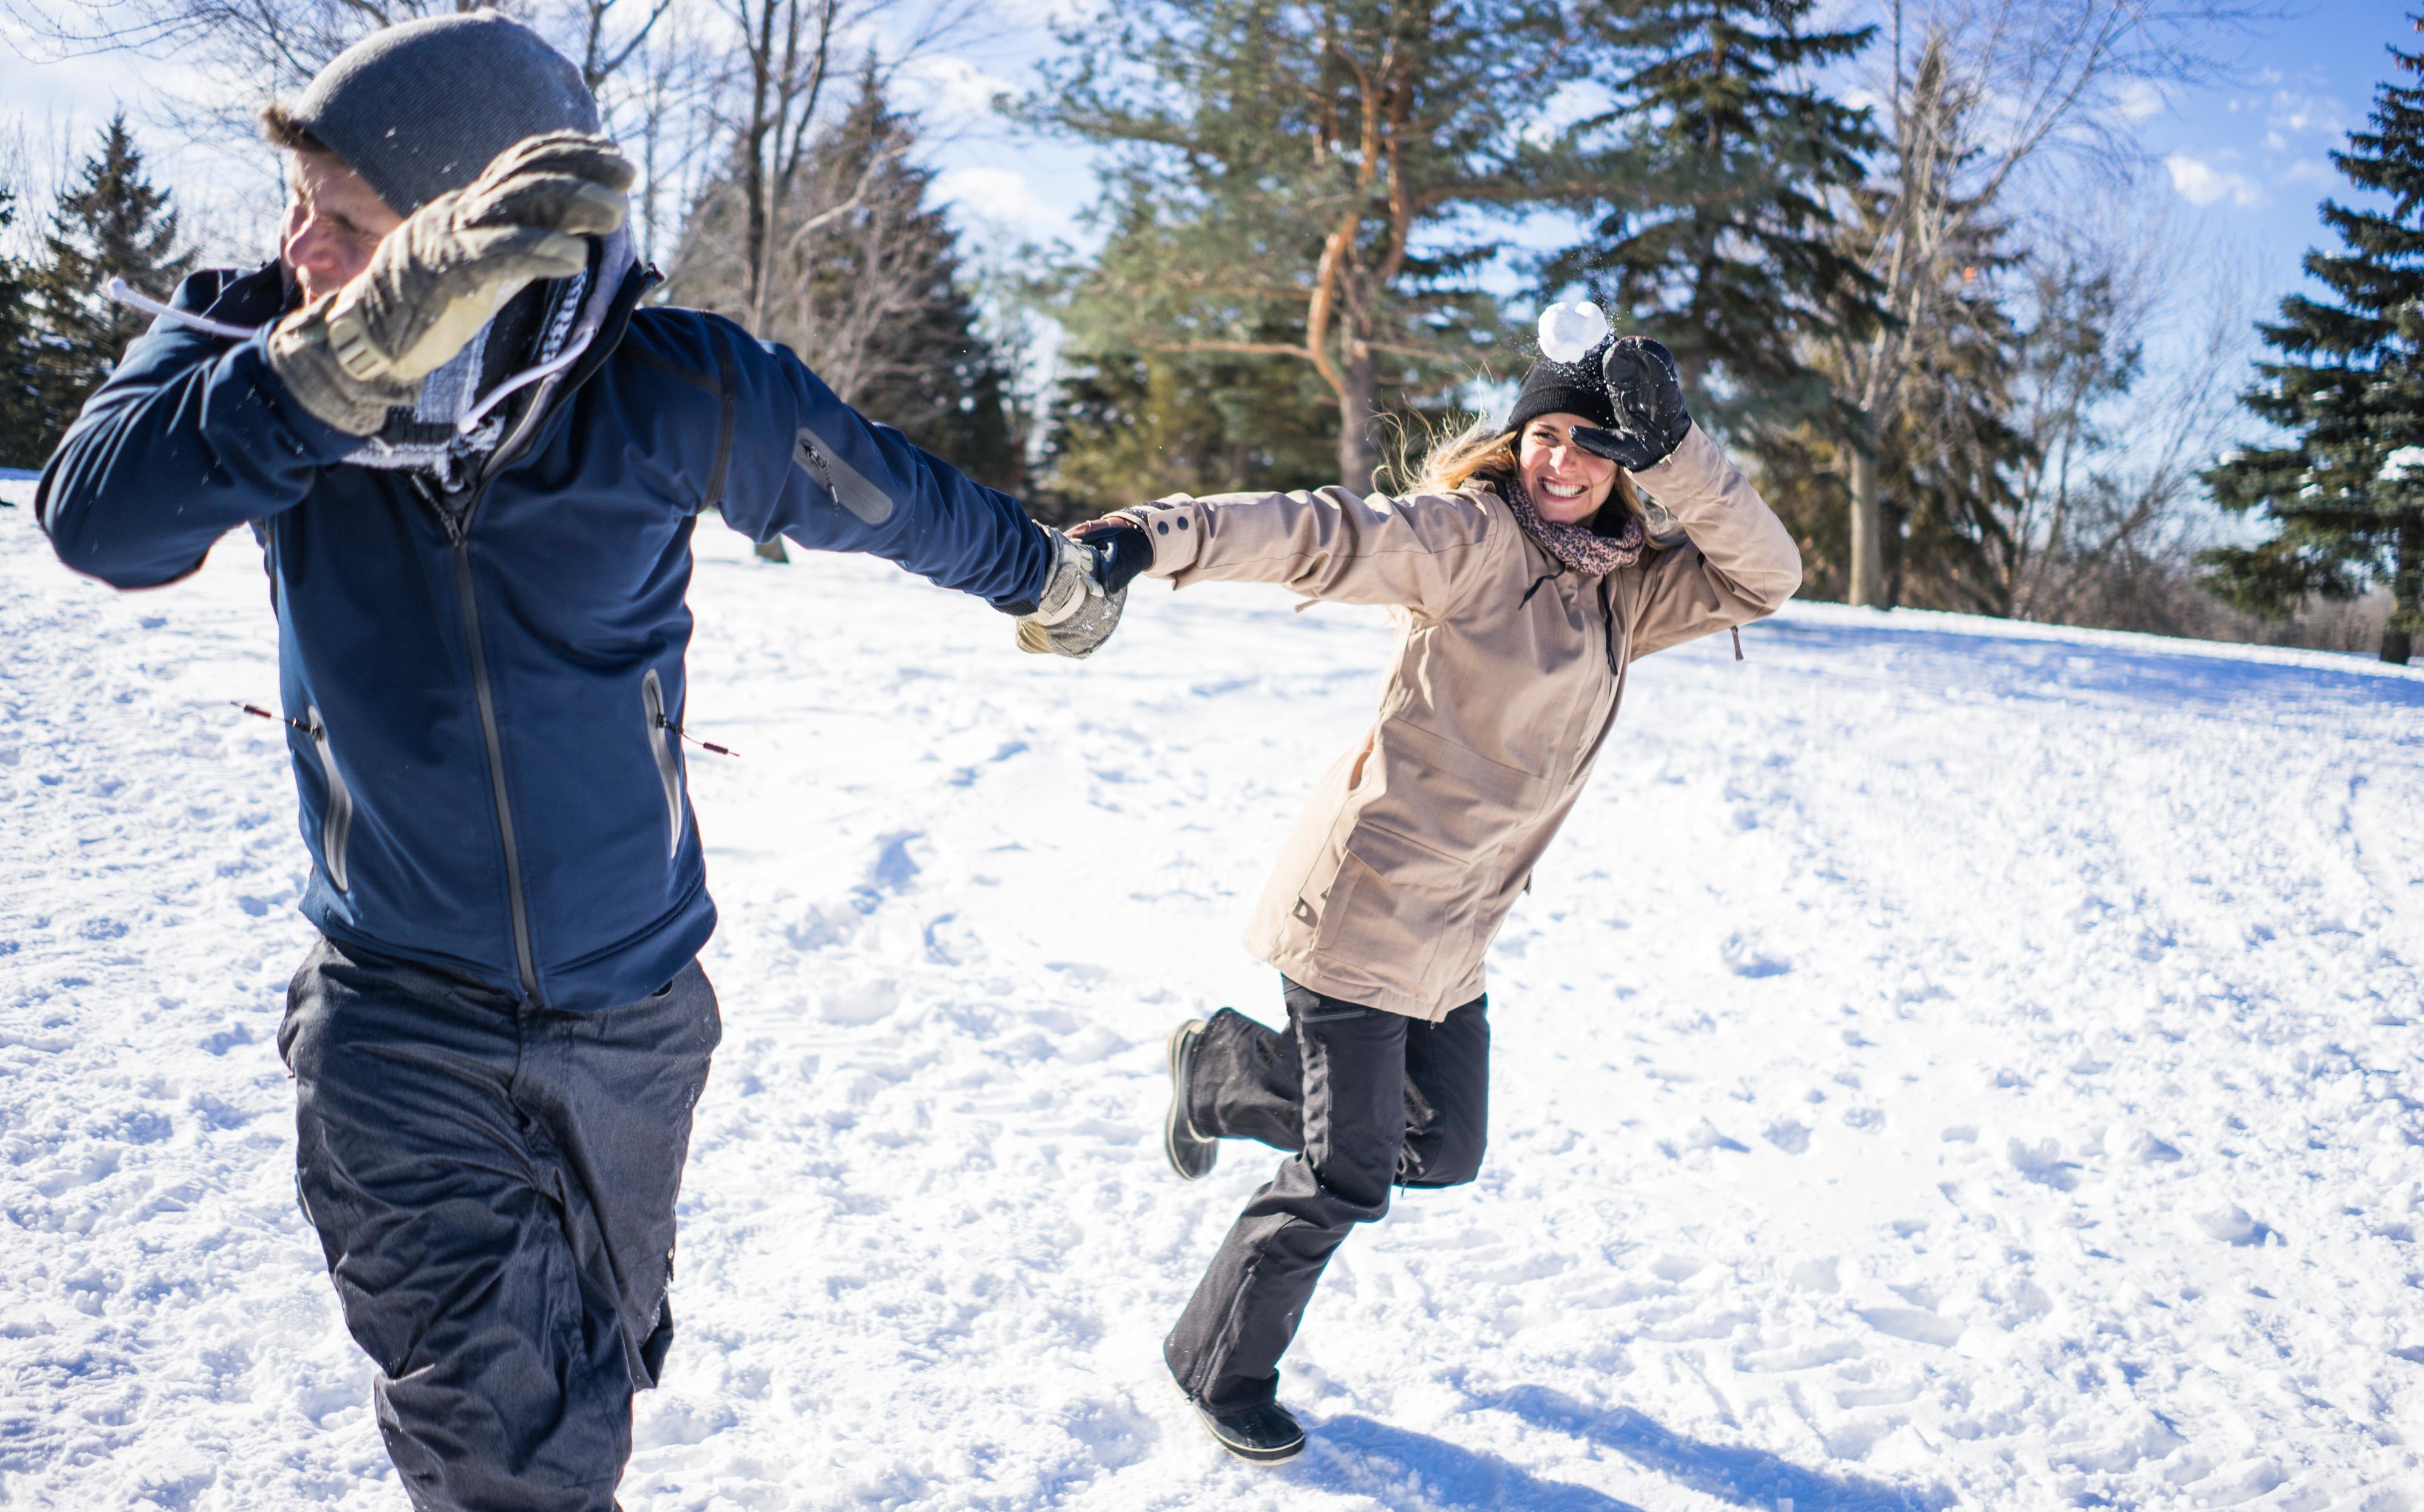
[279,936,720,1512]
[1164,978,1488,1414]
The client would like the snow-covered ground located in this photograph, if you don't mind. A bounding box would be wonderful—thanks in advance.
[4,480,2422,1511]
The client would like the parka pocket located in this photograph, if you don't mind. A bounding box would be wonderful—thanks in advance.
[640,670,684,859]
[1312,824,1463,984]
[306,707,352,893]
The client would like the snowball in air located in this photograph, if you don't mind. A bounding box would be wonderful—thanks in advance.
[1537,301,1610,364]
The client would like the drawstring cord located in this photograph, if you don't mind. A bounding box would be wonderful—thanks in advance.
[105,276,599,437]
[109,278,265,341]
[239,699,738,759]
[1518,559,1567,607]
[658,714,739,759]
[232,701,310,734]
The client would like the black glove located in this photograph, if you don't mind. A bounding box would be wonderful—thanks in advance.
[1572,336,1692,471]
[1066,516,1154,594]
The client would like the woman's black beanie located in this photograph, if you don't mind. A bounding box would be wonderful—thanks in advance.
[1506,338,1617,435]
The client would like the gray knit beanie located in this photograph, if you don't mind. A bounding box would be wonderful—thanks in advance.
[289,13,600,216]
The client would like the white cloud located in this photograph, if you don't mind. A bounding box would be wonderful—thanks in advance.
[2113,79,2167,122]
[2268,89,2346,138]
[2165,153,2263,208]
[933,166,1053,231]
[901,55,1023,124]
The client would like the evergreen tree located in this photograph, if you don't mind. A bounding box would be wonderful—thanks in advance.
[0,189,47,472]
[1038,346,1344,519]
[1760,125,2031,611]
[24,115,193,461]
[1024,0,1568,496]
[673,72,1020,489]
[1544,0,1882,442]
[2202,25,2424,664]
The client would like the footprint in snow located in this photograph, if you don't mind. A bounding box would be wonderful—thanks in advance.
[2196,1205,2275,1247]
[1854,1305,1964,1347]
[1721,932,1791,979]
[2007,1137,2083,1192]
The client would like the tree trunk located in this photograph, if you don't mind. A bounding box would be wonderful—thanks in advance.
[1334,344,1377,496]
[2385,513,2422,665]
[1848,443,1886,608]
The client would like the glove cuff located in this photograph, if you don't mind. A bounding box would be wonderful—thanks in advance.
[266,298,413,436]
[1028,530,1104,627]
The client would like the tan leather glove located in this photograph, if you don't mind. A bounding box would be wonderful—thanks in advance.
[1014,528,1128,658]
[268,132,634,435]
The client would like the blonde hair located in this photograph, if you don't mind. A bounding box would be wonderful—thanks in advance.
[1400,412,1642,526]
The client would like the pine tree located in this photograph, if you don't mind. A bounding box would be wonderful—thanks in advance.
[672,73,1021,491]
[1544,0,1882,442]
[2202,28,2424,664]
[0,188,47,471]
[24,114,194,461]
[1024,0,1568,496]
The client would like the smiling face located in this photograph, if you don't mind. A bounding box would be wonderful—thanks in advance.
[1517,411,1620,525]
[279,151,403,304]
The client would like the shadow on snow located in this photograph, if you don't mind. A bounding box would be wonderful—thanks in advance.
[1281,1387,1954,1511]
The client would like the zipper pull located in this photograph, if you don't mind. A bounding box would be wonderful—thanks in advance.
[659,714,739,758]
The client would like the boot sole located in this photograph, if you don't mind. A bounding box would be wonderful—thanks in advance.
[1164,1019,1216,1181]
[1206,1426,1304,1463]
[1191,1401,1305,1462]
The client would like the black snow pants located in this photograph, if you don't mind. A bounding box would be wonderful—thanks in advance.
[1164,977,1488,1414]
[278,936,721,1512]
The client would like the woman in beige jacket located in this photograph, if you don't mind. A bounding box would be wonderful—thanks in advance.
[1066,332,1802,1462]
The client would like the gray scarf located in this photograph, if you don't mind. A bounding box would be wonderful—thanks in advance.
[342,267,590,490]
[1498,475,1645,578]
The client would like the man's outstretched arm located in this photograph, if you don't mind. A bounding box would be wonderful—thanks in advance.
[708,323,1057,613]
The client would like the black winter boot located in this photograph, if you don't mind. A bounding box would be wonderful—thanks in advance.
[1164,1019,1217,1181]
[1190,1399,1305,1462]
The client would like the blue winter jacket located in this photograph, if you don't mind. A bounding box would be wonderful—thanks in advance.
[38,259,1052,1012]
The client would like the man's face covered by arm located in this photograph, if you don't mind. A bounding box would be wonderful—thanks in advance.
[281,151,404,306]
[265,133,632,436]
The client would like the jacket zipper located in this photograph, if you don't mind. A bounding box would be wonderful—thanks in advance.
[429,368,570,1005]
[440,503,542,1003]
[415,261,646,1005]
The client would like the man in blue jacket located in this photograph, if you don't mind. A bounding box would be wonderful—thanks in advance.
[36,15,1130,1511]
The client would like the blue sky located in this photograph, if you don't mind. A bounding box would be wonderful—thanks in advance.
[2139,2,2416,302]
[2,1,2414,333]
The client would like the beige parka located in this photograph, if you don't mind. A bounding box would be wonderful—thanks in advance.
[1123,423,1801,1021]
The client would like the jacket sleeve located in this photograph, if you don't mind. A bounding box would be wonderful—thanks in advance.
[1122,485,1499,618]
[38,300,361,589]
[1624,425,1803,660]
[707,323,1052,610]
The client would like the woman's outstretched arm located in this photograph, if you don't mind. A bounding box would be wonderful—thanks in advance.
[1107,484,1504,618]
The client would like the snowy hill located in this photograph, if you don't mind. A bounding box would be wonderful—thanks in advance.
[4,480,2421,1511]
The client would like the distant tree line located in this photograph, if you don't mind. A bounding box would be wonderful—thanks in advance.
[5,0,2416,661]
